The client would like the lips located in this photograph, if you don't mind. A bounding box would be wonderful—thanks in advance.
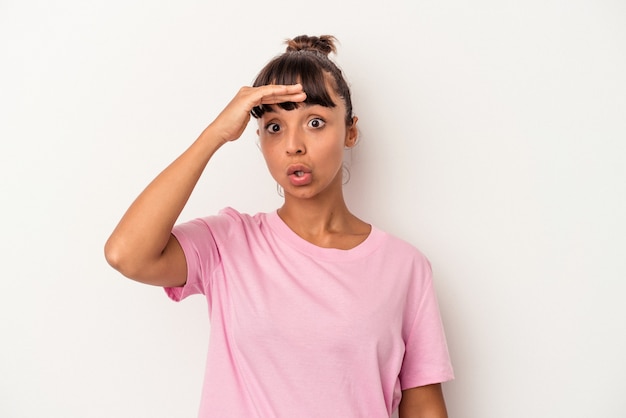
[287,164,310,176]
[286,164,312,186]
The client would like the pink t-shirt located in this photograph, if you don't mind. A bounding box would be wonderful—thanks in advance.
[166,207,453,417]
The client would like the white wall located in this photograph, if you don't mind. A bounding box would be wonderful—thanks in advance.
[2,0,625,417]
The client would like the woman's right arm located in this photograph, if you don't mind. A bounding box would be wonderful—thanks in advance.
[104,84,306,287]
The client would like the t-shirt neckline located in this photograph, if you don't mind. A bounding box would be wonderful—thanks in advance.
[265,209,385,262]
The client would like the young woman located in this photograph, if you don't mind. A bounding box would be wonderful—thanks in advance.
[105,34,454,418]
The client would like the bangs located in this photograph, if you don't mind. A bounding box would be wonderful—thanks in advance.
[250,52,337,119]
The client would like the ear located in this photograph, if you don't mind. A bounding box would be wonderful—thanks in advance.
[344,116,359,148]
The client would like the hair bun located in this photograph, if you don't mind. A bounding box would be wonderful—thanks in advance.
[285,35,337,56]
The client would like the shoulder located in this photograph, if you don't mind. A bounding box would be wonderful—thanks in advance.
[375,227,431,266]
[217,206,270,231]
[368,227,435,292]
[188,206,266,227]
[174,207,269,240]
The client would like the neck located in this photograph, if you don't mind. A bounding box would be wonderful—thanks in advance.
[277,184,371,251]
[279,189,352,236]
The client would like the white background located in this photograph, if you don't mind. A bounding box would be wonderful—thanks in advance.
[1,1,625,417]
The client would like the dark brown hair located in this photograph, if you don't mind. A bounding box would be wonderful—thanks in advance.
[250,35,354,126]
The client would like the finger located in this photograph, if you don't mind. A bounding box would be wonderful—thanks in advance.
[255,84,306,104]
[261,92,307,105]
[259,83,304,95]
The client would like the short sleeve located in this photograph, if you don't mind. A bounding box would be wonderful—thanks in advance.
[164,214,231,302]
[399,264,454,389]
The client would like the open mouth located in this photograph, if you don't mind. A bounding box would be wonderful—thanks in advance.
[287,165,312,186]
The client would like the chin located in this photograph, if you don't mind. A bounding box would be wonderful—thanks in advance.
[286,190,316,200]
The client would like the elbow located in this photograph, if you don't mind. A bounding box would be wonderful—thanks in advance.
[104,237,136,278]
[104,237,122,271]
[104,234,182,287]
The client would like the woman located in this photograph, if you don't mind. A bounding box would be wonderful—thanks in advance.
[105,34,453,417]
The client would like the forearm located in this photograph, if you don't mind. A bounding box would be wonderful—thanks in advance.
[398,384,448,418]
[104,83,306,283]
[104,125,224,277]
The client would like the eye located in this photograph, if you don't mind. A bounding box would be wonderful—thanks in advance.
[265,122,281,134]
[307,118,325,129]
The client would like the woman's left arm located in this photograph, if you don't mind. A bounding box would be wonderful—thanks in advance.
[398,383,448,418]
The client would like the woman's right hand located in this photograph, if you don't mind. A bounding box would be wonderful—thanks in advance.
[209,84,306,144]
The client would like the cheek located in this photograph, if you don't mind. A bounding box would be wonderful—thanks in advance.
[259,139,271,160]
[259,144,281,173]
[326,138,347,161]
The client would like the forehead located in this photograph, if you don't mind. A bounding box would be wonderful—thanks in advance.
[262,81,345,116]
[260,99,345,119]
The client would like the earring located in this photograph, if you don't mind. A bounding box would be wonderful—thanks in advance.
[342,164,351,185]
[276,183,284,197]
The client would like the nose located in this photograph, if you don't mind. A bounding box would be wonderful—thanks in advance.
[285,128,306,155]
